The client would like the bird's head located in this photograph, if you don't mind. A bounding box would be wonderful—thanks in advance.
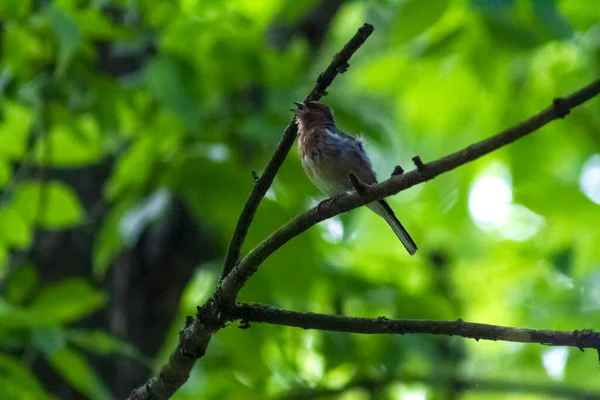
[292,101,335,130]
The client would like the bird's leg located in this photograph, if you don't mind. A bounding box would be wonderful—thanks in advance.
[348,172,369,194]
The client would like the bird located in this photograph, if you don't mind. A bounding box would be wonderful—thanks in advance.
[292,100,417,255]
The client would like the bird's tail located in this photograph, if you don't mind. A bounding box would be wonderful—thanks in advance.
[368,200,417,255]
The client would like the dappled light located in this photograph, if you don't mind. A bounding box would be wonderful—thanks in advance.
[542,347,568,381]
[468,165,513,229]
[469,164,545,241]
[579,154,600,204]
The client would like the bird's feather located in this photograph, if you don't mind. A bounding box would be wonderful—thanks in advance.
[368,200,418,255]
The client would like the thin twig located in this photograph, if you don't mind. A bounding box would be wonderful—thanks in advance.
[220,23,375,281]
[231,303,600,349]
[217,79,600,306]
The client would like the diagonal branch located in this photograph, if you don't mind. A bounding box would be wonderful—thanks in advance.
[220,23,375,280]
[231,303,600,350]
[218,78,600,306]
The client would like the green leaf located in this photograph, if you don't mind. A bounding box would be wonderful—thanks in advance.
[49,347,112,400]
[417,26,466,58]
[0,101,33,160]
[105,137,158,200]
[0,299,35,329]
[0,244,7,276]
[532,0,574,39]
[32,115,104,167]
[0,205,32,248]
[74,9,132,40]
[13,181,84,228]
[27,279,105,325]
[35,329,112,400]
[0,158,11,188]
[471,0,515,12]
[67,329,151,366]
[479,14,540,50]
[0,354,48,400]
[552,247,574,276]
[392,0,451,43]
[46,5,82,75]
[92,200,134,279]
[0,0,33,19]
[144,55,201,128]
[31,326,66,354]
[3,263,39,306]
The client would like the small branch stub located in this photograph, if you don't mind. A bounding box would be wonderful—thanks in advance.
[336,61,350,74]
[392,165,404,176]
[412,156,425,172]
[553,97,571,118]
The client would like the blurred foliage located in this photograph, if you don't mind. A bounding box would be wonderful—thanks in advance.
[1,0,600,399]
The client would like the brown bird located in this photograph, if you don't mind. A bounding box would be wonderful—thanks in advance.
[293,101,417,255]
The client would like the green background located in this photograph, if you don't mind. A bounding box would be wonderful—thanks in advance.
[1,0,600,399]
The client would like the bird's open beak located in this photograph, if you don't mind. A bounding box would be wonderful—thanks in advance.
[290,101,305,112]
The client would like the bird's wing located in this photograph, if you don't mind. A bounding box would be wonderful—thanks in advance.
[335,128,359,142]
[338,135,378,185]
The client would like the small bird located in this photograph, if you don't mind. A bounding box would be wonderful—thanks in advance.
[293,101,417,255]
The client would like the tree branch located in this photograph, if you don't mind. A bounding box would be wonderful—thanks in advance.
[231,303,600,350]
[220,23,375,280]
[218,78,600,306]
[281,372,600,400]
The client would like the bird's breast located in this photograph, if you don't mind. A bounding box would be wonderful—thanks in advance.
[302,153,341,196]
[298,127,325,159]
[299,129,351,196]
